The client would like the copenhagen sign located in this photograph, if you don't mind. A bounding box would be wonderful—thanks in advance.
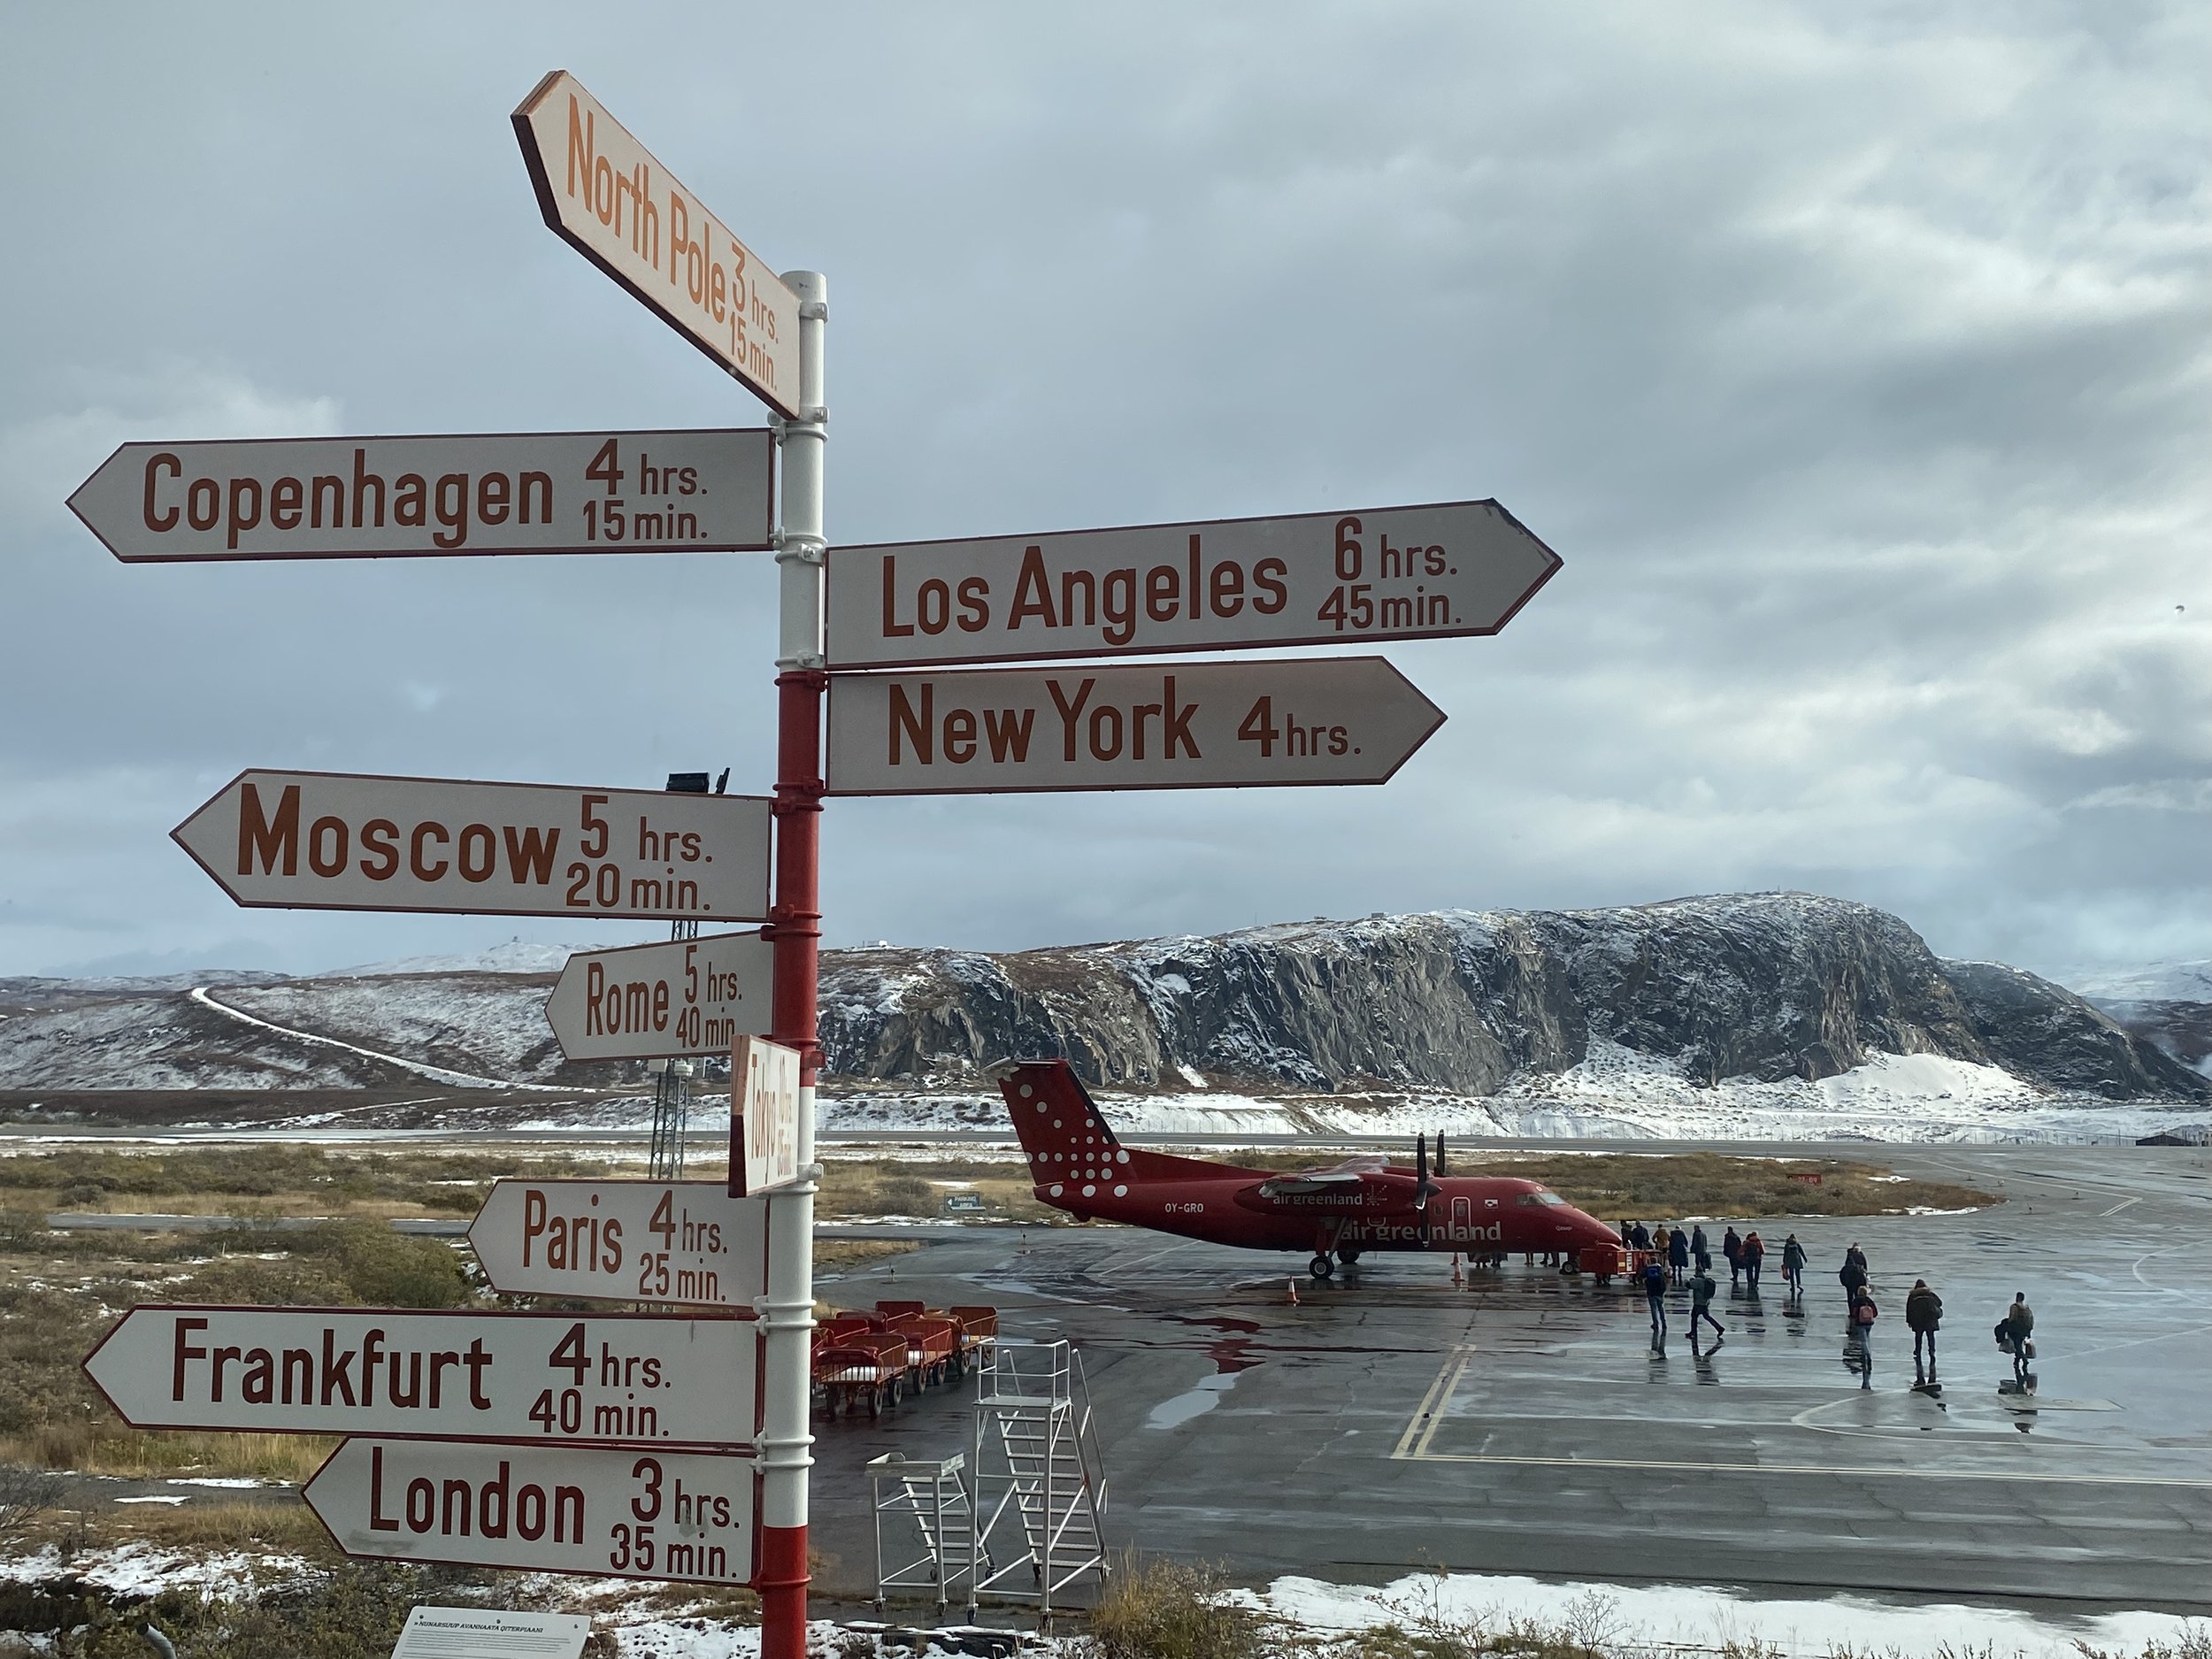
[67,430,773,564]
[470,1180,768,1310]
[544,933,773,1063]
[825,499,1562,669]
[173,771,772,922]
[824,657,1446,795]
[307,1438,755,1584]
[83,1307,757,1448]
[514,71,802,419]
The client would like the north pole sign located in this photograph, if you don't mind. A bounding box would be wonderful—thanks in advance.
[470,1180,767,1310]
[545,933,773,1062]
[514,71,802,419]
[825,657,1445,795]
[173,771,772,922]
[67,430,773,564]
[825,499,1561,668]
[83,1307,757,1447]
[307,1438,755,1584]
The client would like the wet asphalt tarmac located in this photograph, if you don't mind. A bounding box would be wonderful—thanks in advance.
[803,1143,2212,1616]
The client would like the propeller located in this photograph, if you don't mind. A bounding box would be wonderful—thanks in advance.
[1414,1132,1440,1245]
[1435,1132,1448,1177]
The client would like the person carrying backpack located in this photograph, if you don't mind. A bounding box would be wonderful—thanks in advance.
[1781,1233,1808,1297]
[1741,1230,1766,1291]
[1905,1279,1943,1382]
[1689,1264,1724,1348]
[1848,1283,1879,1387]
[2000,1293,2035,1384]
[1723,1226,1743,1285]
[1643,1256,1669,1346]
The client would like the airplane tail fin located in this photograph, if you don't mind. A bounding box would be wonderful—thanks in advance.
[993,1058,1233,1186]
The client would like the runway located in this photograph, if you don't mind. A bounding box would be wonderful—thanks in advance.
[798,1143,2212,1615]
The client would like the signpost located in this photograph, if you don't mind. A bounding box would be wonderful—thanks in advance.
[735,1036,803,1194]
[65,61,1565,1659]
[825,499,1561,669]
[824,657,1446,795]
[307,1437,755,1585]
[470,1180,767,1310]
[84,1307,757,1448]
[173,771,772,923]
[67,430,773,564]
[543,932,773,1062]
[513,72,803,420]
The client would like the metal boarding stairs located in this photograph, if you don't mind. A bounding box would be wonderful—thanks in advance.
[867,1340,1109,1619]
[970,1340,1110,1616]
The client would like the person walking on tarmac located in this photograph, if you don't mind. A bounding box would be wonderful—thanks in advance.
[1905,1279,1943,1383]
[1781,1233,1808,1298]
[1723,1226,1744,1285]
[1689,1263,1724,1348]
[1643,1255,1669,1348]
[1847,1282,1879,1388]
[1668,1225,1691,1285]
[1741,1230,1766,1291]
[1839,1249,1869,1297]
[2000,1292,2035,1384]
[1629,1220,1652,1251]
[1691,1224,1711,1273]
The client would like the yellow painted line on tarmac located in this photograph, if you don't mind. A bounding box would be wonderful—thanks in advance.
[1391,1345,1473,1460]
[1399,1449,2212,1487]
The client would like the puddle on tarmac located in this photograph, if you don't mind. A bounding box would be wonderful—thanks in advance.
[1148,1371,1244,1429]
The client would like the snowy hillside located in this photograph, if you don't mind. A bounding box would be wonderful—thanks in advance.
[2,894,2204,1143]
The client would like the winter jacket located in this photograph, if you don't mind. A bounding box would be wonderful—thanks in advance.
[1905,1287,1942,1331]
[1668,1232,1690,1268]
[1690,1271,1716,1310]
[1722,1229,1742,1262]
[2004,1302,2034,1339]
[1782,1239,1807,1271]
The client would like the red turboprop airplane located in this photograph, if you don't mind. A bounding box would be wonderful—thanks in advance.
[995,1058,1622,1278]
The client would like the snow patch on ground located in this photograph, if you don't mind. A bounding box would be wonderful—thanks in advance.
[1257,1569,2208,1659]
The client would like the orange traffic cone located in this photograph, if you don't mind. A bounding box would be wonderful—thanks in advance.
[1286,1278,1299,1305]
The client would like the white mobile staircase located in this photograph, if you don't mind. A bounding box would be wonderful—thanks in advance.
[968,1340,1110,1619]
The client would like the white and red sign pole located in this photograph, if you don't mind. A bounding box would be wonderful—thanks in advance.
[755,268,826,1659]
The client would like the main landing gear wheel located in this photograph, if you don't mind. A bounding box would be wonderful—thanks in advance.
[1309,1253,1335,1279]
[1338,1247,1362,1266]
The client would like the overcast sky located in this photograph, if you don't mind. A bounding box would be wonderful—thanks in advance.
[2,3,2206,984]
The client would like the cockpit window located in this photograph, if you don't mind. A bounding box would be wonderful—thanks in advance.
[1516,1190,1566,1206]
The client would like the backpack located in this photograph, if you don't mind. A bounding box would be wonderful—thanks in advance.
[1855,1300,1878,1326]
[1642,1263,1666,1295]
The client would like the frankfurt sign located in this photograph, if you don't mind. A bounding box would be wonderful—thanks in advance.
[824,499,1561,668]
[173,772,772,922]
[825,657,1446,795]
[545,933,773,1062]
[307,1438,755,1584]
[470,1180,768,1310]
[67,431,773,563]
[515,71,802,419]
[83,1306,756,1447]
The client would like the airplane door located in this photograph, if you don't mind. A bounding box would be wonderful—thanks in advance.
[1450,1196,1471,1241]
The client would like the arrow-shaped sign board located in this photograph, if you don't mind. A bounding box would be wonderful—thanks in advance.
[736,1036,803,1196]
[514,71,802,419]
[546,933,773,1063]
[470,1180,767,1310]
[307,1438,755,1585]
[825,657,1445,795]
[83,1307,756,1447]
[825,499,1561,669]
[173,772,771,922]
[67,430,773,564]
